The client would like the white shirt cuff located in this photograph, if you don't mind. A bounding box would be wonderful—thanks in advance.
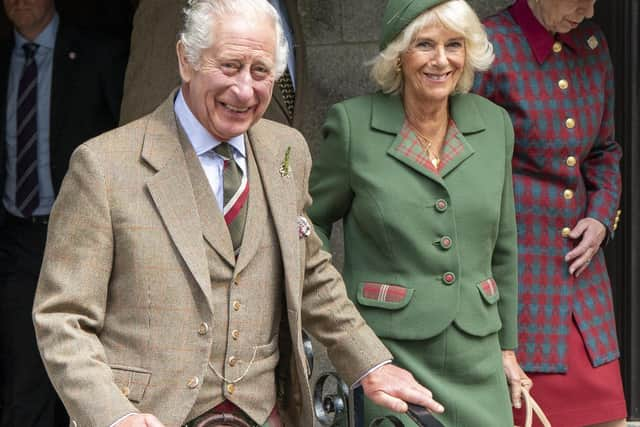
[110,413,138,427]
[351,359,392,389]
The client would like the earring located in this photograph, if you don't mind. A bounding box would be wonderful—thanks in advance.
[395,58,402,73]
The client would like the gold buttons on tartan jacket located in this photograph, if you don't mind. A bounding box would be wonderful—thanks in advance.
[187,376,200,389]
[565,118,576,129]
[562,227,571,238]
[566,156,577,167]
[198,322,209,335]
[558,79,569,90]
[227,383,236,394]
[233,300,241,311]
[553,41,563,53]
[232,329,240,340]
[563,189,574,200]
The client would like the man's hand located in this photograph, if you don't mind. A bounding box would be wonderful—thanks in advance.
[502,350,531,409]
[115,414,165,427]
[361,364,444,415]
[564,217,607,277]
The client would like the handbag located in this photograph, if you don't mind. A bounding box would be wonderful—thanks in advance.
[515,387,552,427]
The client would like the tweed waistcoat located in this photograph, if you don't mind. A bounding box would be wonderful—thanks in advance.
[180,133,284,424]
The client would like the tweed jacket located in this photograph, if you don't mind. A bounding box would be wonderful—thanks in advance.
[33,91,391,427]
[474,1,623,372]
[120,0,306,128]
[0,23,126,224]
[308,92,518,350]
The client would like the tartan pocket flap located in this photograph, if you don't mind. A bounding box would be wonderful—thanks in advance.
[476,278,500,304]
[357,282,414,310]
[110,364,152,403]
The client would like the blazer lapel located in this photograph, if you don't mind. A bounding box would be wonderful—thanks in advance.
[248,121,301,310]
[143,93,213,310]
[234,137,265,274]
[176,124,236,267]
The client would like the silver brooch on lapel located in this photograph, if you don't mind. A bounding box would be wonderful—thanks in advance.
[587,35,599,50]
[280,146,292,177]
[297,216,311,239]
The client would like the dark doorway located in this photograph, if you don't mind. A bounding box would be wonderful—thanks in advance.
[595,1,640,421]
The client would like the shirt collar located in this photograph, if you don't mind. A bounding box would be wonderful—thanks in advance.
[509,0,577,64]
[174,88,246,158]
[14,12,59,51]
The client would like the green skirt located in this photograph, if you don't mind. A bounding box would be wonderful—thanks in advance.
[362,324,513,427]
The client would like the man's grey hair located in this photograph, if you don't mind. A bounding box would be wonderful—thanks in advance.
[180,0,289,78]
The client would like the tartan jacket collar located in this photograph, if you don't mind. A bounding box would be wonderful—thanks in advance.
[509,0,578,64]
[370,91,486,136]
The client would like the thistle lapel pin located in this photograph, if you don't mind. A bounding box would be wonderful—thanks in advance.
[297,216,311,239]
[280,146,292,177]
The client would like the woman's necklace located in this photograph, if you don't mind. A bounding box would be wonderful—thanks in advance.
[410,124,444,169]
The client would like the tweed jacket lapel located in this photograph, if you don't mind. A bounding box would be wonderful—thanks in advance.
[247,121,301,312]
[234,137,266,274]
[143,93,213,309]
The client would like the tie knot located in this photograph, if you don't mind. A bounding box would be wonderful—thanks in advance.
[214,143,234,160]
[22,43,39,59]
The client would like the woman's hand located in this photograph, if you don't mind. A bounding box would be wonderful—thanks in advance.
[502,350,531,409]
[564,217,607,277]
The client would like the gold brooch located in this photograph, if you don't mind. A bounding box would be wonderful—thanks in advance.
[587,35,599,50]
[279,146,292,177]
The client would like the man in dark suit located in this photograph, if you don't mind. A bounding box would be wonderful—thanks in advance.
[0,0,127,425]
[119,0,305,128]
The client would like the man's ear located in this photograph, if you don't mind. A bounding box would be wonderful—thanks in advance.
[176,40,194,83]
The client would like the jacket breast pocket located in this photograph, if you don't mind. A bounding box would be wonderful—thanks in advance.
[110,364,152,403]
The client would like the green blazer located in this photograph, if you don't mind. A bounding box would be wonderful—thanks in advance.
[308,92,518,349]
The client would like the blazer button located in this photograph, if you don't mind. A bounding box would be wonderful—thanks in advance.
[442,272,456,285]
[187,376,200,389]
[553,41,562,53]
[439,236,453,250]
[120,386,130,398]
[435,199,448,212]
[566,156,577,167]
[231,329,240,340]
[227,383,236,394]
[233,301,241,311]
[561,227,571,238]
[563,189,574,200]
[198,322,209,335]
[565,118,576,129]
[228,356,238,367]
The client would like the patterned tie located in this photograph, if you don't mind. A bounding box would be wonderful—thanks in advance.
[277,68,295,121]
[214,143,249,252]
[16,43,39,217]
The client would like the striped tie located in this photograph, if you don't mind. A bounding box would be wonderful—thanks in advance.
[16,43,39,217]
[214,143,248,252]
[277,68,295,121]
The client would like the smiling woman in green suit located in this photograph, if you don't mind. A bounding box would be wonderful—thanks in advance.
[308,1,526,426]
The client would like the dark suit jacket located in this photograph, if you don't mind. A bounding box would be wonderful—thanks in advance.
[119,0,306,127]
[0,22,127,224]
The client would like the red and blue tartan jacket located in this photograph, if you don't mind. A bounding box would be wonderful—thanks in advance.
[473,0,622,372]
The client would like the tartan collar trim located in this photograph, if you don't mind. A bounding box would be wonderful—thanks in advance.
[397,118,464,173]
[509,0,577,64]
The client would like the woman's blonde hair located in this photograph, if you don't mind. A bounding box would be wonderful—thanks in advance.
[370,0,494,95]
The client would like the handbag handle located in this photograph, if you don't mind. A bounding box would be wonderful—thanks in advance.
[520,387,552,427]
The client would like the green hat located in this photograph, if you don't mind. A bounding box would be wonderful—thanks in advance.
[380,0,450,50]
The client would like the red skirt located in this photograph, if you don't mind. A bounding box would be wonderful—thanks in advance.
[513,316,627,427]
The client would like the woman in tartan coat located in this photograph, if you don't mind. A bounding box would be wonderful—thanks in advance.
[309,0,526,425]
[473,0,626,426]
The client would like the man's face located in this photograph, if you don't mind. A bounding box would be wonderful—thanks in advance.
[3,0,55,40]
[177,14,277,142]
